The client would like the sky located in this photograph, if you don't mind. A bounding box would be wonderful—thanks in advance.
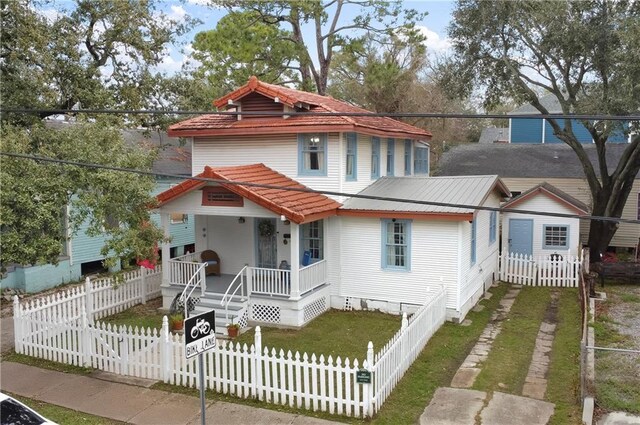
[155,0,456,75]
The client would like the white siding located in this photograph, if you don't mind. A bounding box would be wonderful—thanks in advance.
[326,216,342,297]
[342,133,379,196]
[159,187,277,218]
[338,217,460,310]
[502,194,581,258]
[192,133,342,199]
[459,192,501,318]
[502,177,640,249]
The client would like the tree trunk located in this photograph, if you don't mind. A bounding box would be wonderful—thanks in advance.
[588,219,619,264]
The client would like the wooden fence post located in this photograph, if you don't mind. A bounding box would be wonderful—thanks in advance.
[13,295,22,354]
[84,277,93,323]
[160,316,170,382]
[140,267,147,305]
[81,307,91,367]
[254,326,262,400]
[365,341,374,417]
[400,313,408,363]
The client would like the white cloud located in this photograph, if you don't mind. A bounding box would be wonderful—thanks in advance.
[169,5,187,21]
[37,7,62,23]
[416,25,452,56]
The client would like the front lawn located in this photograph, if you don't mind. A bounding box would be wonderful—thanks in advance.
[237,309,401,361]
[8,393,124,425]
[100,297,164,330]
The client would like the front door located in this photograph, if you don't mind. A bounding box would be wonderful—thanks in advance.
[255,218,277,268]
[508,219,533,256]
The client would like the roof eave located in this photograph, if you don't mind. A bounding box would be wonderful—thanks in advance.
[337,209,474,221]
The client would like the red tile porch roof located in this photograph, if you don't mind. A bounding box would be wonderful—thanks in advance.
[168,76,432,140]
[156,164,341,224]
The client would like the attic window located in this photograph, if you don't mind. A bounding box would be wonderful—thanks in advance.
[202,187,244,207]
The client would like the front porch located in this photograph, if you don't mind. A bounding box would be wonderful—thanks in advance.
[165,250,328,299]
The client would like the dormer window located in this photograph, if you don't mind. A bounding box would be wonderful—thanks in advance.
[298,133,327,176]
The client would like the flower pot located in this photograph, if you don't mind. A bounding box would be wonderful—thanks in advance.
[171,320,184,332]
[227,326,239,338]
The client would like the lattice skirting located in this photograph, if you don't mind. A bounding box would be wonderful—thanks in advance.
[303,296,327,323]
[251,304,281,324]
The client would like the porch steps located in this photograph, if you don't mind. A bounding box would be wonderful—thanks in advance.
[191,292,248,335]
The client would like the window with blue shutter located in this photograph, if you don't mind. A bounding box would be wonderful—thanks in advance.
[381,219,411,271]
[414,146,429,175]
[371,137,380,179]
[386,139,395,176]
[404,139,412,175]
[346,133,357,181]
[298,133,327,176]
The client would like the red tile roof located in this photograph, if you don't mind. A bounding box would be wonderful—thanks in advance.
[156,164,341,224]
[168,76,431,140]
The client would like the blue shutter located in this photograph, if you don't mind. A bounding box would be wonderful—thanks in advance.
[404,139,412,175]
[387,139,395,176]
[346,133,357,181]
[371,137,380,179]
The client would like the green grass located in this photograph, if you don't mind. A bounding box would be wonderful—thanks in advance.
[236,309,401,361]
[7,393,124,425]
[371,283,510,424]
[472,287,550,395]
[619,293,640,303]
[1,352,93,375]
[547,289,582,425]
[100,297,165,330]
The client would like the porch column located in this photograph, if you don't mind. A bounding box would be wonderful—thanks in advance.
[160,212,171,288]
[290,222,301,299]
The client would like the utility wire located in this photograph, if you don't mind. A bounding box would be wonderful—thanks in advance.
[2,151,639,225]
[2,108,640,120]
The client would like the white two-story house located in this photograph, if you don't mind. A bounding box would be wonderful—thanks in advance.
[156,77,510,332]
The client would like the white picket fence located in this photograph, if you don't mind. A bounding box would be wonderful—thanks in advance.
[13,276,447,418]
[500,251,581,287]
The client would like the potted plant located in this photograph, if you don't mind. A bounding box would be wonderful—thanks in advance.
[226,322,240,338]
[169,313,184,332]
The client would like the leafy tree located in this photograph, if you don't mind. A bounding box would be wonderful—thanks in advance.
[206,0,427,94]
[448,0,640,262]
[1,0,195,125]
[190,11,300,92]
[0,123,165,270]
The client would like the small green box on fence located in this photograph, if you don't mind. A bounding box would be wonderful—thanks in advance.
[356,370,371,384]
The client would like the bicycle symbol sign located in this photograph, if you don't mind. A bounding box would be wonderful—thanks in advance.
[184,310,216,359]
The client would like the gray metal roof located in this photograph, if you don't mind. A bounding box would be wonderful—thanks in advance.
[479,127,509,144]
[122,129,192,176]
[436,143,632,179]
[341,175,506,214]
[509,94,562,114]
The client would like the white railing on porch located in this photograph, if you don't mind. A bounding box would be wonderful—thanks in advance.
[500,251,581,287]
[249,267,291,297]
[299,260,327,295]
[168,251,205,286]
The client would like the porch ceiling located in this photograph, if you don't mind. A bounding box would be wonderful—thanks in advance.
[156,163,341,224]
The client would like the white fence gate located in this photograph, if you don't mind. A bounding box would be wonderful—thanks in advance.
[500,251,581,287]
[13,273,447,418]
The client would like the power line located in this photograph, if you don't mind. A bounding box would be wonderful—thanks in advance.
[1,108,640,121]
[2,151,639,225]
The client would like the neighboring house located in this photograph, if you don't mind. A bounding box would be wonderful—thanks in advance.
[437,143,640,252]
[156,76,510,329]
[507,94,630,144]
[1,129,195,293]
[501,182,588,258]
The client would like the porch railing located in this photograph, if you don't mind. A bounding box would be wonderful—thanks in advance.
[249,267,291,297]
[300,260,327,295]
[168,251,204,287]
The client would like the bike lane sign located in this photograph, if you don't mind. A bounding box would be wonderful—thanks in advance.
[184,310,216,359]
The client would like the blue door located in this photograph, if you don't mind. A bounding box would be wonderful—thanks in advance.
[508,219,533,256]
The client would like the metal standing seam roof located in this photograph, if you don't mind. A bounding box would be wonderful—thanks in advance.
[340,175,510,215]
[156,163,341,224]
[168,76,432,140]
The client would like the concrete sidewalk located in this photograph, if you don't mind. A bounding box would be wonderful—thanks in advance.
[0,361,340,425]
